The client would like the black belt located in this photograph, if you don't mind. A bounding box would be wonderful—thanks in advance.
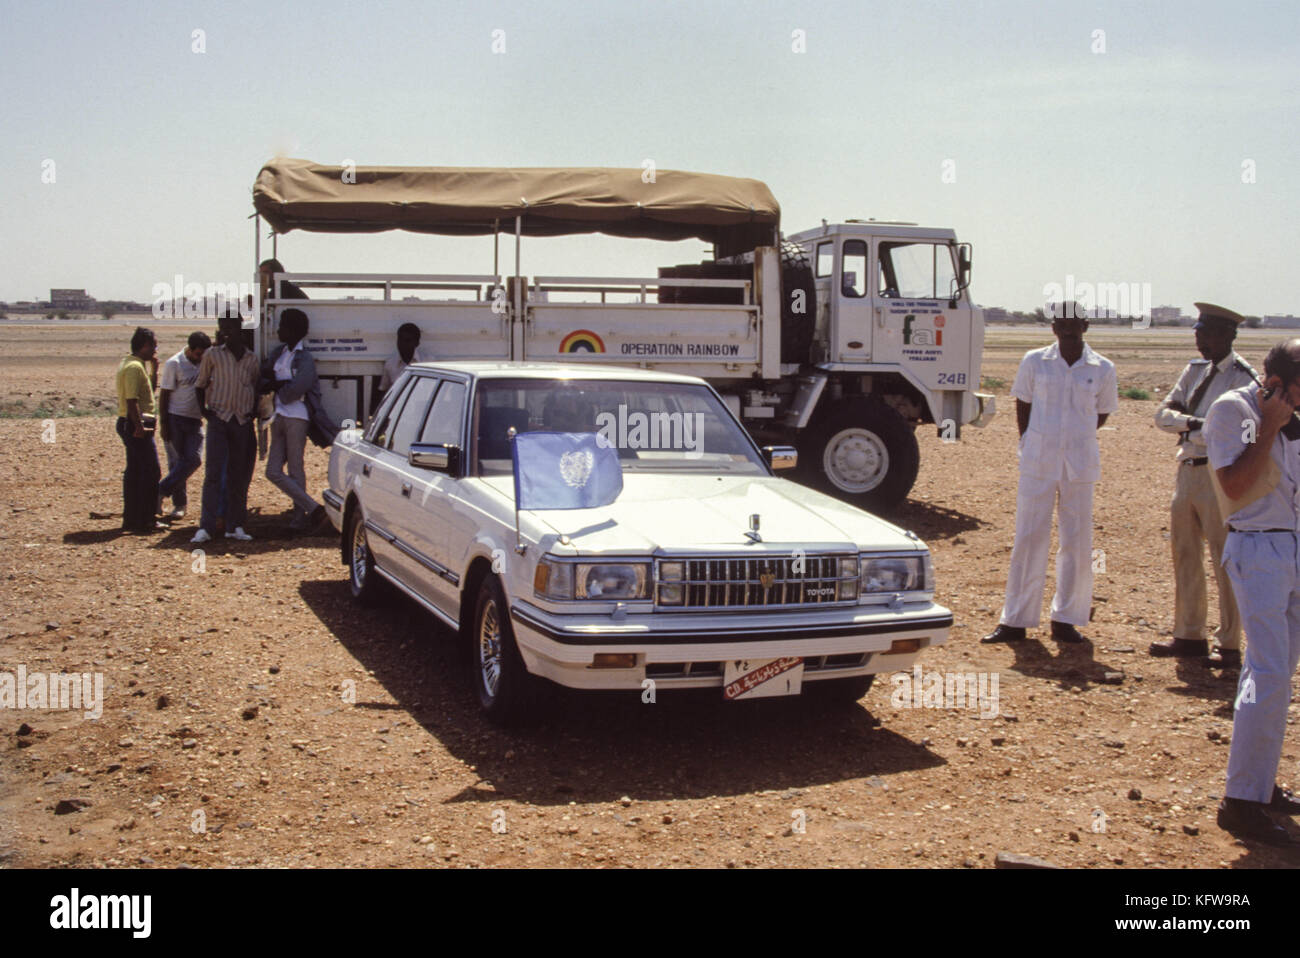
[1181,457,1208,467]
[1228,526,1293,534]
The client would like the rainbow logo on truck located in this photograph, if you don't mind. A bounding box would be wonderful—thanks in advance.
[560,330,606,353]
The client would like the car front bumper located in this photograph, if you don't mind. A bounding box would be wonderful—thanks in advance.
[508,599,952,691]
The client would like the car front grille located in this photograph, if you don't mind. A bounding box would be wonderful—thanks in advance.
[656,555,857,610]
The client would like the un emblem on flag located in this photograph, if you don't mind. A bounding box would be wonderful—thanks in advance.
[559,450,595,488]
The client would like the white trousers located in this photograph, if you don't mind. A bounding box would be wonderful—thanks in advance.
[999,472,1095,628]
[1221,531,1300,804]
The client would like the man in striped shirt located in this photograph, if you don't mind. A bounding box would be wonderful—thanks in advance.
[193,314,259,543]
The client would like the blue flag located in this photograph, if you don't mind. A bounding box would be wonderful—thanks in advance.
[512,431,623,510]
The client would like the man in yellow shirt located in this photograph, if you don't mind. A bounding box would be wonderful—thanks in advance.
[115,327,162,533]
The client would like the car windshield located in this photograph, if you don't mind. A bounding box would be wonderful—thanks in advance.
[473,378,767,476]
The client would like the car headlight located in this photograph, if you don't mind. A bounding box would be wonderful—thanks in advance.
[577,563,648,599]
[657,560,685,606]
[534,557,650,601]
[860,554,926,593]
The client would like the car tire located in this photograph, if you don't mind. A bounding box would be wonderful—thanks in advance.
[799,398,919,513]
[472,575,540,726]
[809,673,876,704]
[344,507,382,606]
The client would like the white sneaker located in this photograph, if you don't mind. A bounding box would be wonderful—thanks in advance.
[190,529,212,544]
[166,507,186,520]
[226,527,253,541]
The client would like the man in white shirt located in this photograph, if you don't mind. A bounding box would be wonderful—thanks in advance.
[374,323,432,412]
[983,303,1119,645]
[157,331,211,519]
[262,308,324,532]
[1204,339,1300,845]
[1150,304,1258,665]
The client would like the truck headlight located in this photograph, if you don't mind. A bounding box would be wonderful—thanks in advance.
[534,557,650,601]
[860,554,926,593]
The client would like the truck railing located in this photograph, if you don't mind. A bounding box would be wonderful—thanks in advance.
[269,272,503,303]
[529,275,753,305]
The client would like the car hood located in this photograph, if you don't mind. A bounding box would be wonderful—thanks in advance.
[478,474,922,554]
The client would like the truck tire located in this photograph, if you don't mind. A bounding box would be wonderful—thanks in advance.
[472,576,541,726]
[799,398,919,512]
[345,507,383,606]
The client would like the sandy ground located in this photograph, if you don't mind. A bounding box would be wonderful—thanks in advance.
[2,323,1298,869]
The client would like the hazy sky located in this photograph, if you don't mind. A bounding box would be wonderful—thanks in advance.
[2,0,1297,313]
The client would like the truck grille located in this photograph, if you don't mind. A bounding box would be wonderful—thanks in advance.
[656,555,857,610]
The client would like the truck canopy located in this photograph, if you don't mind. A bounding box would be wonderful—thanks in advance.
[253,158,779,252]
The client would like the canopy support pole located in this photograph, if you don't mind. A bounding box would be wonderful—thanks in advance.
[514,215,522,323]
[493,219,499,278]
[253,213,260,323]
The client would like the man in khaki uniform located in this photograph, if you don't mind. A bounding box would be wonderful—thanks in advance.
[1150,303,1258,667]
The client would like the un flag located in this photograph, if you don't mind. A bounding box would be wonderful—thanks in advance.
[512,431,623,510]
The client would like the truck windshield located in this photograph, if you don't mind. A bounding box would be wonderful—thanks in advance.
[473,379,767,476]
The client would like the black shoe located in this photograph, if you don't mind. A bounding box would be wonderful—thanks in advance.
[1150,637,1209,658]
[309,505,327,528]
[981,625,1026,644]
[1207,646,1241,668]
[1217,797,1295,845]
[1271,786,1300,816]
[1050,621,1086,644]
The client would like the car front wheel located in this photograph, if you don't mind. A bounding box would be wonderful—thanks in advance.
[472,576,540,725]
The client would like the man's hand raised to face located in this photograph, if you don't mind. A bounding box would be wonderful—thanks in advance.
[1260,379,1297,437]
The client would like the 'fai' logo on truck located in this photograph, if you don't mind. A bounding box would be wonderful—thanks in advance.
[903,314,943,346]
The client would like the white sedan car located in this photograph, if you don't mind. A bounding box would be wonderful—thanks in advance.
[324,362,951,724]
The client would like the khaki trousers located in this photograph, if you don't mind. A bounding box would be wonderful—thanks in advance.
[1171,462,1242,648]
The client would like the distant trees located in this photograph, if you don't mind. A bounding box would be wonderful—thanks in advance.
[100,307,115,320]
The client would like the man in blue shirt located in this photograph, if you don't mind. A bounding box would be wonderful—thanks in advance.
[1205,338,1300,845]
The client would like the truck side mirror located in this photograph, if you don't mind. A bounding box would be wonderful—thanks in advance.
[957,243,972,289]
[409,443,461,475]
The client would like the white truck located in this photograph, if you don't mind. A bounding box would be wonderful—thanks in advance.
[252,159,994,511]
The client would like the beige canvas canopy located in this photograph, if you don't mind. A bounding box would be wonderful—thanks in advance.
[253,158,779,251]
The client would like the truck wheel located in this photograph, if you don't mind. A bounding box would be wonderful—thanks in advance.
[345,507,382,605]
[809,673,875,704]
[800,398,919,512]
[472,576,540,726]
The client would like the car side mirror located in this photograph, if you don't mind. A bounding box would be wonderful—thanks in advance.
[763,445,798,470]
[409,443,461,475]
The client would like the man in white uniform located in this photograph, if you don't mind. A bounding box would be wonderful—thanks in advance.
[983,303,1119,645]
[1151,304,1257,666]
[1206,339,1300,845]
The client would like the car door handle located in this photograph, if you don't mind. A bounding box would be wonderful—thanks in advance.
[362,463,372,476]
[401,481,412,498]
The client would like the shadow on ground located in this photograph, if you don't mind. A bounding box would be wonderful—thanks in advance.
[297,577,945,807]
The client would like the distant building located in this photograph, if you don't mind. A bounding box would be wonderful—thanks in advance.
[981,306,1009,323]
[1150,305,1185,326]
[50,288,93,310]
[1263,314,1300,328]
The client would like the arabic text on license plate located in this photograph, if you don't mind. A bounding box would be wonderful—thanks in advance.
[723,657,804,700]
